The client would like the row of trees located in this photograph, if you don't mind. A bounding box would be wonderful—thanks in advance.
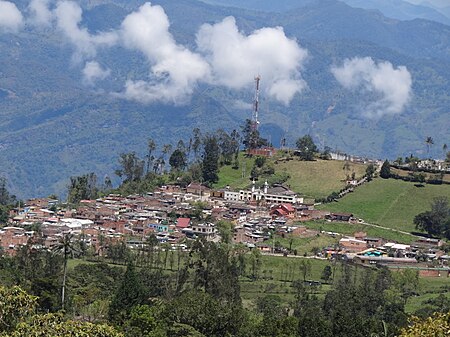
[67,126,333,203]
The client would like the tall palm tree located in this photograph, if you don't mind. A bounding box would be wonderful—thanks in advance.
[146,138,156,174]
[52,232,78,310]
[425,136,434,154]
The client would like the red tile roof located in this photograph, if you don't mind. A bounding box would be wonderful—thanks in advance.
[176,217,191,228]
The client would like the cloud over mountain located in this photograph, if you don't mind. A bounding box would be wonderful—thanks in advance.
[54,1,118,62]
[119,3,211,104]
[28,0,53,27]
[82,61,111,86]
[0,1,23,32]
[196,16,308,105]
[331,57,412,118]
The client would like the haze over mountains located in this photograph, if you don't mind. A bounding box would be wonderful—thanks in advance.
[0,0,449,198]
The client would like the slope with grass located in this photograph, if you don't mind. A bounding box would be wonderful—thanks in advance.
[215,155,367,199]
[275,159,367,199]
[214,154,256,190]
[318,178,450,233]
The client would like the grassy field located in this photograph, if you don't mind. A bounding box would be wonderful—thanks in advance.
[275,159,367,199]
[214,155,255,190]
[266,233,339,255]
[240,255,334,305]
[317,178,450,233]
[406,276,450,313]
[215,154,367,199]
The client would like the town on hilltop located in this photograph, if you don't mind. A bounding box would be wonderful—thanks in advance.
[2,167,449,278]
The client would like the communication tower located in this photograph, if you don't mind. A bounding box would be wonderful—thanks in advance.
[251,75,261,131]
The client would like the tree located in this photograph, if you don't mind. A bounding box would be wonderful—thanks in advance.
[399,312,450,337]
[6,313,123,337]
[295,135,318,161]
[169,148,187,171]
[342,161,351,180]
[299,259,312,281]
[0,285,37,333]
[201,134,220,185]
[248,248,262,280]
[192,128,203,160]
[0,285,123,336]
[380,160,391,179]
[443,143,448,158]
[109,263,146,323]
[161,144,173,172]
[52,233,78,310]
[414,196,450,239]
[242,119,267,150]
[321,265,332,283]
[103,175,113,190]
[67,173,98,204]
[115,152,144,183]
[216,220,233,244]
[365,163,376,181]
[425,136,434,154]
[0,177,15,206]
[145,138,156,175]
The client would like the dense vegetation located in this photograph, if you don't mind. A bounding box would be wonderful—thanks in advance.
[0,238,439,337]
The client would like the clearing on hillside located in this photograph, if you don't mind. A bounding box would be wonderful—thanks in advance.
[318,178,450,233]
[274,159,367,199]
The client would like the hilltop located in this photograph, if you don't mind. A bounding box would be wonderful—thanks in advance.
[216,153,450,236]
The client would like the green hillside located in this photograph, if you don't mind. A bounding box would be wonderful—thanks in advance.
[318,178,450,233]
[275,159,367,199]
[215,155,367,199]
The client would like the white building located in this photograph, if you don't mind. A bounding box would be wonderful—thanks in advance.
[223,181,302,204]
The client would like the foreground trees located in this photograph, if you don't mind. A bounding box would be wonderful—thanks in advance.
[0,285,123,337]
[0,236,437,337]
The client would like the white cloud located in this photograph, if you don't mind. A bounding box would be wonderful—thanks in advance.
[331,57,412,118]
[54,1,118,62]
[21,1,308,105]
[196,16,308,105]
[0,1,23,33]
[28,0,53,27]
[119,2,211,104]
[83,61,111,85]
[232,99,253,110]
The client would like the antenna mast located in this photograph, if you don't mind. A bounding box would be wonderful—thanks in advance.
[251,75,261,131]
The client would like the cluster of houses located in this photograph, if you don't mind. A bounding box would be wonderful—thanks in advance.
[0,182,326,255]
[323,232,450,276]
[1,181,448,277]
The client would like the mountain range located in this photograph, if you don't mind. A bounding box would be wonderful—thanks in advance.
[0,0,449,198]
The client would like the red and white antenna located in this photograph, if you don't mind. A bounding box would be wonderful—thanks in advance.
[251,75,261,131]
